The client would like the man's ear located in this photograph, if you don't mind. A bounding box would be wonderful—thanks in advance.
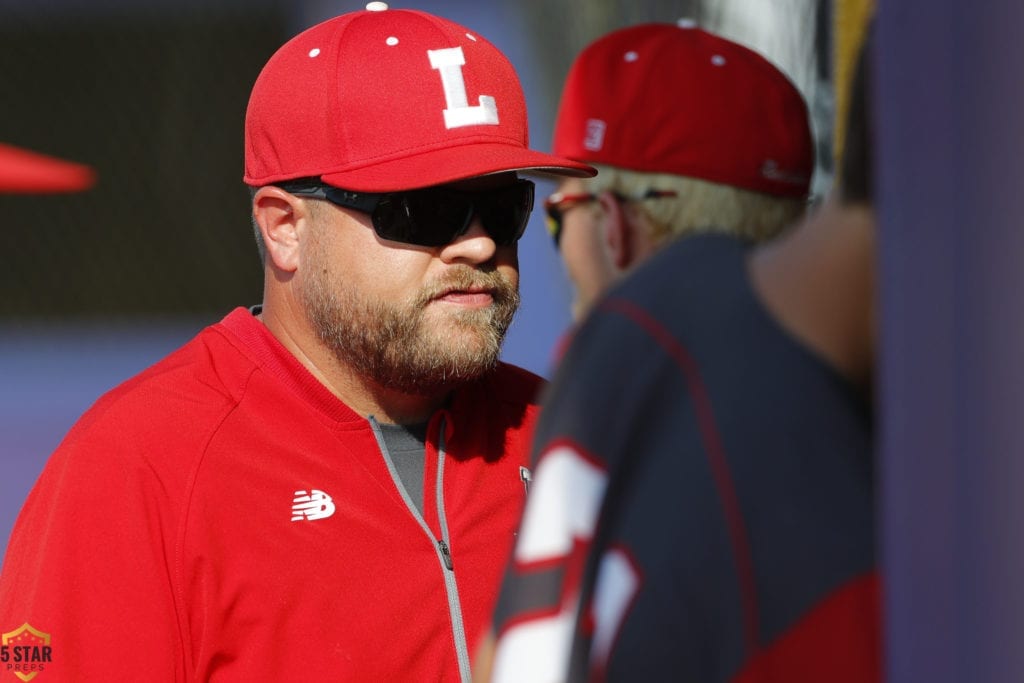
[252,186,308,272]
[599,190,633,270]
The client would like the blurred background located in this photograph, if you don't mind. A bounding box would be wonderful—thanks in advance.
[0,0,834,557]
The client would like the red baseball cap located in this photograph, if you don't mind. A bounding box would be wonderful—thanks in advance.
[244,3,595,192]
[553,22,813,198]
[0,142,96,194]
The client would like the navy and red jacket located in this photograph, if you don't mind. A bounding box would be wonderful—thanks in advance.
[491,234,880,682]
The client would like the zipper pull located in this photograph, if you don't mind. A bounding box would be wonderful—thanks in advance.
[520,465,532,495]
[438,540,454,571]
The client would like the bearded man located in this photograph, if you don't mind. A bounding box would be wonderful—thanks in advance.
[0,6,593,682]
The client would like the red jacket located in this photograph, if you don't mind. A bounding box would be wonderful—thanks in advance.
[0,308,540,681]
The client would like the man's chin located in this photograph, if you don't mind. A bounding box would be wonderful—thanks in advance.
[434,315,505,350]
[382,352,501,395]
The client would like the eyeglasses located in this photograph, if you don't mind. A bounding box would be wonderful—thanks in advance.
[279,178,535,247]
[543,189,679,248]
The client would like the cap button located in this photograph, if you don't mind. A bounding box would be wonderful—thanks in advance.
[366,2,389,11]
[677,18,698,29]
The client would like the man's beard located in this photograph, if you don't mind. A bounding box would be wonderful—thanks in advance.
[301,261,520,396]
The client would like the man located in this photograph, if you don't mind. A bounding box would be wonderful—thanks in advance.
[542,22,814,320]
[481,26,878,683]
[0,5,592,681]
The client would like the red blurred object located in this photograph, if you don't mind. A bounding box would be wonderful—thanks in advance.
[553,23,814,198]
[0,142,96,194]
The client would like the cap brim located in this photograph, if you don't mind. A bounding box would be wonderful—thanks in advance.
[0,142,97,194]
[319,142,596,192]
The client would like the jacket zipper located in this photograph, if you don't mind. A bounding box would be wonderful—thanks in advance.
[369,416,472,683]
[438,539,454,570]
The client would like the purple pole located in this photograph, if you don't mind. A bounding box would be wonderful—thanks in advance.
[878,3,1024,681]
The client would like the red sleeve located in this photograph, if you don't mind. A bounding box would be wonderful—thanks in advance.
[0,405,192,680]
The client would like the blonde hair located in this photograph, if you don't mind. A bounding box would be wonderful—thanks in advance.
[584,163,807,245]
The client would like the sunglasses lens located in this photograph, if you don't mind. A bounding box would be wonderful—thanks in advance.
[370,192,466,246]
[418,192,476,246]
[476,181,534,246]
[371,181,534,247]
[544,209,563,247]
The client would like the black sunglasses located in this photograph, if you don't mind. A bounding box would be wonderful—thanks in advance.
[279,178,535,247]
[543,188,678,248]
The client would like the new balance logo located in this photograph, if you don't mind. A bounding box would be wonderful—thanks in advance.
[291,489,336,521]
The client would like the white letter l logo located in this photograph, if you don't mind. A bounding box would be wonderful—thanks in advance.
[428,46,499,129]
